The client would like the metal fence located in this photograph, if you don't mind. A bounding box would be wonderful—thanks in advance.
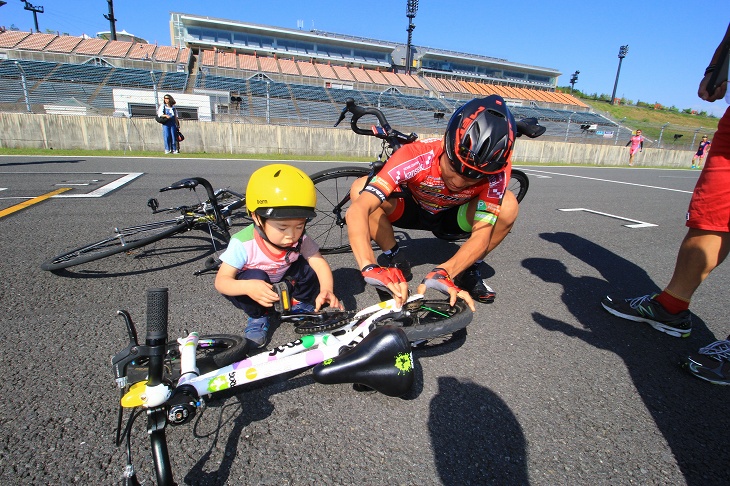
[0,63,709,151]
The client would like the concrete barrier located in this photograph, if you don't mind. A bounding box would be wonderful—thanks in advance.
[0,112,695,167]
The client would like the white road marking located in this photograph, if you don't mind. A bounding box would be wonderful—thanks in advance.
[53,172,144,198]
[521,168,693,194]
[558,208,658,228]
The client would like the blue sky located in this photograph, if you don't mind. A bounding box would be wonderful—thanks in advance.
[2,1,728,117]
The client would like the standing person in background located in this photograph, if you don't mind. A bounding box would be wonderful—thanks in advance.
[158,94,180,154]
[601,22,730,384]
[626,129,644,166]
[691,135,712,169]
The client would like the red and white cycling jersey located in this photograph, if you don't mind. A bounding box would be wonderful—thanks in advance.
[363,139,509,221]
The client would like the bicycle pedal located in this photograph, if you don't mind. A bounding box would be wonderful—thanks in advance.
[272,282,291,313]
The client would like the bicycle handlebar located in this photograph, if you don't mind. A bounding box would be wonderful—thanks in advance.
[334,98,418,151]
[145,288,169,388]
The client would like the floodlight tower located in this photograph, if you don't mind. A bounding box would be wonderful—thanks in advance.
[104,0,118,41]
[569,70,580,93]
[610,45,629,104]
[405,0,418,75]
[21,1,44,32]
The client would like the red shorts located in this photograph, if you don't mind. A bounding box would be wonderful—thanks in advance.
[686,106,730,232]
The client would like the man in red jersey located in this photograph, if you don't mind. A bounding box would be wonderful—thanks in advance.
[346,95,519,310]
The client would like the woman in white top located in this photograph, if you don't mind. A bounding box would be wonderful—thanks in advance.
[157,94,180,154]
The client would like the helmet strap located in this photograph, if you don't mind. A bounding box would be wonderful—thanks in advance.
[253,216,305,264]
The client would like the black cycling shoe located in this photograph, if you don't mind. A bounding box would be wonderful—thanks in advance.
[454,264,496,303]
[376,250,412,281]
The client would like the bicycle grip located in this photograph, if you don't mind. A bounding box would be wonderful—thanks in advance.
[145,288,169,344]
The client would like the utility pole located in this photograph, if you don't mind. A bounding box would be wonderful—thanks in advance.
[610,45,629,104]
[104,0,117,41]
[21,1,44,32]
[405,0,418,75]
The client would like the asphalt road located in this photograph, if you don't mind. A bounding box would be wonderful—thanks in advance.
[1,155,728,485]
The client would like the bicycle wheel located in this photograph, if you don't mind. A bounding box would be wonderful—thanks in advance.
[308,166,369,254]
[376,299,472,344]
[40,218,189,271]
[509,169,529,203]
[126,334,248,384]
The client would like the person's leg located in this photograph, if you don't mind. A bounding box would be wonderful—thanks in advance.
[171,126,179,152]
[162,125,172,152]
[224,268,271,317]
[459,190,519,259]
[282,257,320,309]
[664,228,730,301]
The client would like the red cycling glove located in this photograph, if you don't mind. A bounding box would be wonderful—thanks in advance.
[420,267,461,295]
[361,264,406,291]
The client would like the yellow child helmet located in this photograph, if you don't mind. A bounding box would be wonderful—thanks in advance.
[246,164,317,219]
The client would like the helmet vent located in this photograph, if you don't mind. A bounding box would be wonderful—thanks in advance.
[487,109,505,119]
[274,169,281,177]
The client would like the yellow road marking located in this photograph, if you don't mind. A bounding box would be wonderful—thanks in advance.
[0,187,72,219]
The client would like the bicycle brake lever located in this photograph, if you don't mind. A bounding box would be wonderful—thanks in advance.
[334,106,348,127]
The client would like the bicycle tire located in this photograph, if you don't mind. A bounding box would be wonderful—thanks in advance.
[126,334,248,384]
[509,169,529,203]
[375,299,472,343]
[308,166,369,254]
[40,218,189,271]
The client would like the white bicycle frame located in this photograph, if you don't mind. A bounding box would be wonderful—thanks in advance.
[127,294,424,409]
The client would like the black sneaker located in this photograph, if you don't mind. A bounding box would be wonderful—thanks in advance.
[684,340,730,385]
[601,294,691,338]
[376,250,412,281]
[454,263,495,303]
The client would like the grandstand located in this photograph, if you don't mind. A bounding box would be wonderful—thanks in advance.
[0,14,620,142]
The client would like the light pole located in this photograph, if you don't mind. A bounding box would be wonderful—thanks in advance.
[569,70,579,93]
[405,0,418,75]
[14,61,31,113]
[614,117,626,145]
[610,45,628,104]
[658,122,669,148]
[565,112,576,142]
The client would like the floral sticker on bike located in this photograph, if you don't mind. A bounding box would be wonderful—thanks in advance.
[395,352,414,375]
[207,375,230,393]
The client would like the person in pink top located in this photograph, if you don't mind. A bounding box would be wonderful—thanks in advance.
[626,129,645,166]
[215,164,342,348]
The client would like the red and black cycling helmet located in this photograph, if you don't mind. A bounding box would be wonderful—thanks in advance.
[444,95,516,179]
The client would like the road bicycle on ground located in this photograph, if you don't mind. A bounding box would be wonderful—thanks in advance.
[306,98,541,254]
[111,288,472,485]
[40,177,245,273]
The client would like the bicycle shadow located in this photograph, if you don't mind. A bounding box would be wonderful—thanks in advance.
[524,231,730,484]
[184,376,304,485]
[181,330,469,484]
[429,376,529,485]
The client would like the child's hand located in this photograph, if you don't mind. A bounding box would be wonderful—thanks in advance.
[315,290,343,311]
[247,280,280,308]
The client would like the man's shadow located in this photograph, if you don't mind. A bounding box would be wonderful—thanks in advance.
[524,232,729,485]
[429,377,529,485]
